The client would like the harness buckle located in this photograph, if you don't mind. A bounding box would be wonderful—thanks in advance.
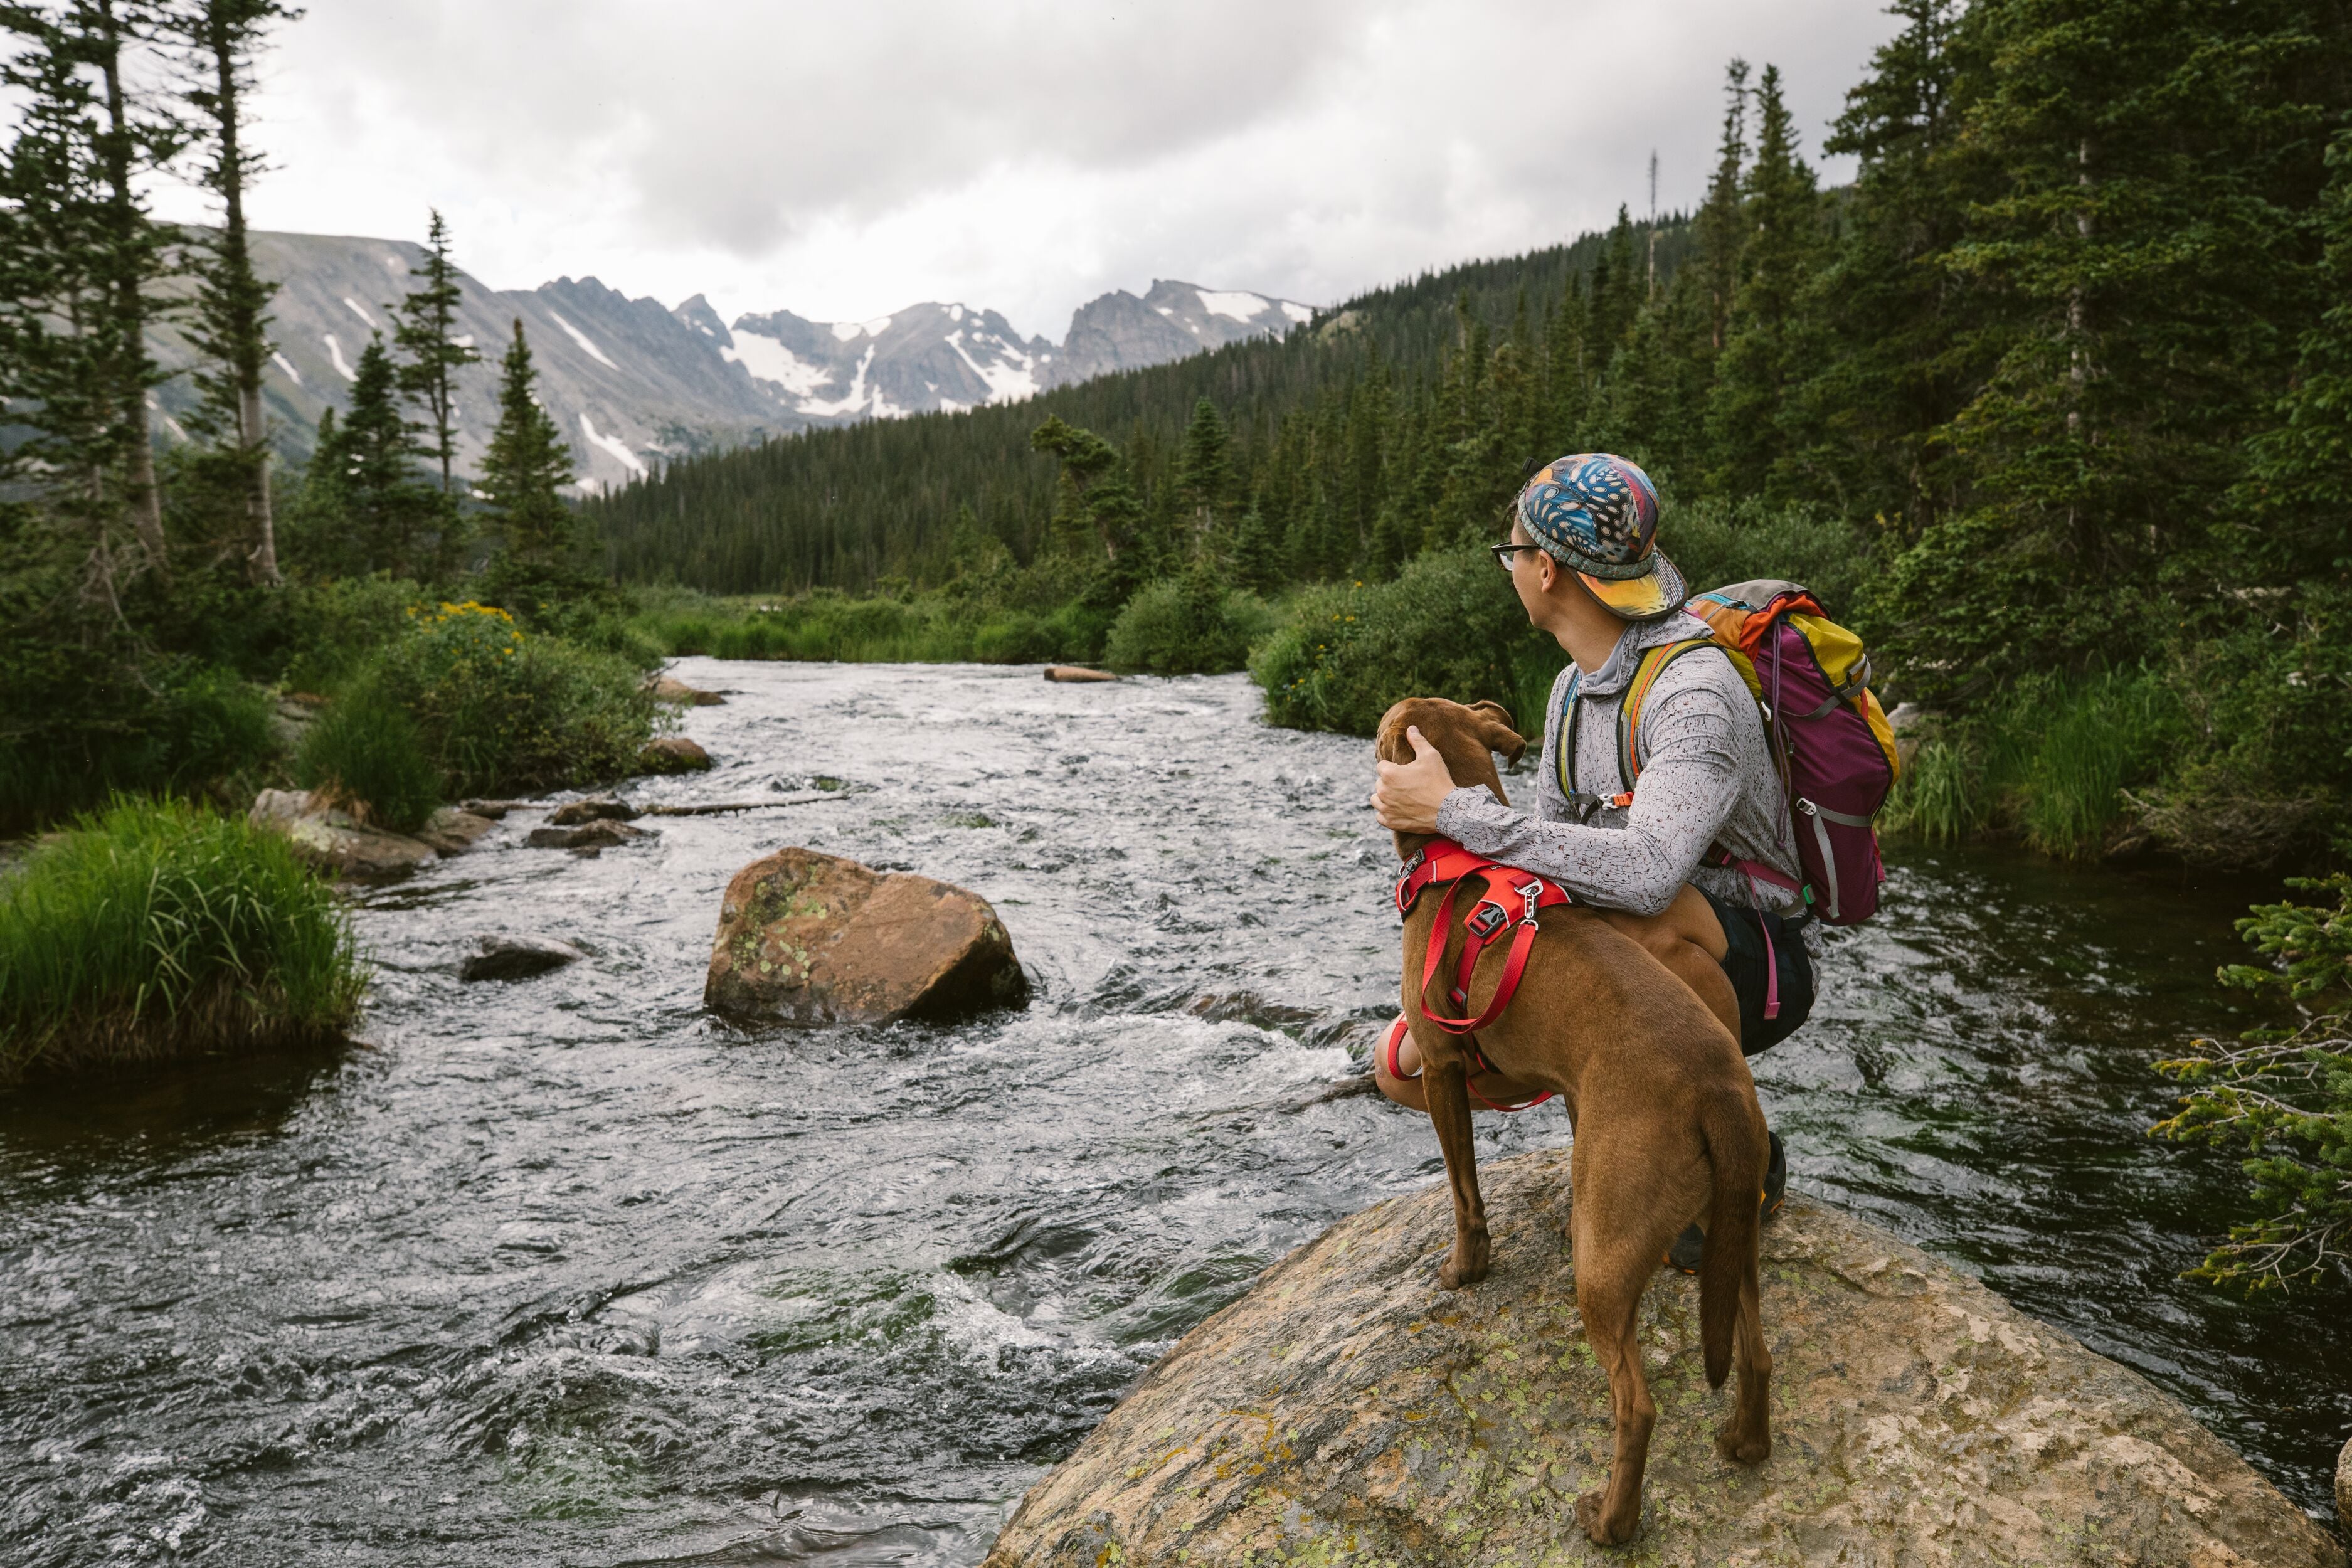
[1466,900,1510,941]
[1515,879,1545,924]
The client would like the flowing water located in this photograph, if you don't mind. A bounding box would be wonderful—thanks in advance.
[3,661,2343,1565]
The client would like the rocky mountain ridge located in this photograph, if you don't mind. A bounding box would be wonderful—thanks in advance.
[148,231,1315,493]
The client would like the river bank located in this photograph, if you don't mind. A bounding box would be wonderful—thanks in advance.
[0,663,2341,1565]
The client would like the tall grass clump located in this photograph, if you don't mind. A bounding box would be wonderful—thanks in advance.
[294,689,442,833]
[1880,668,2183,857]
[1252,546,1538,735]
[0,659,277,832]
[0,798,366,1086]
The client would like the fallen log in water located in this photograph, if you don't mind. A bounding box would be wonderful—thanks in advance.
[1043,665,1116,683]
[642,795,842,816]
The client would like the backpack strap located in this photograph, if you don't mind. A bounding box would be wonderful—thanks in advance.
[1616,637,1727,786]
[1558,636,1722,820]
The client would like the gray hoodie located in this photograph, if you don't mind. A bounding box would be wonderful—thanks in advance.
[1433,611,1806,921]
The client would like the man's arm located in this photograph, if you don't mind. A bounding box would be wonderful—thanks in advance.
[1432,681,1744,915]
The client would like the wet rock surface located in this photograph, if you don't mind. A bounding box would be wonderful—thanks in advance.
[525,819,655,851]
[547,796,640,827]
[639,736,712,773]
[413,806,497,855]
[706,846,1027,1025]
[247,788,435,877]
[649,674,725,706]
[459,935,586,983]
[988,1147,2343,1568]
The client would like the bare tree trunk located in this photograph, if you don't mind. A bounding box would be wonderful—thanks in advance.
[94,0,167,572]
[206,1,277,583]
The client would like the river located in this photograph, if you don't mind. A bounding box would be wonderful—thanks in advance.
[2,660,2341,1565]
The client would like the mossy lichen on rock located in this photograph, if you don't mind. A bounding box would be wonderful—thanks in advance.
[985,1148,2343,1567]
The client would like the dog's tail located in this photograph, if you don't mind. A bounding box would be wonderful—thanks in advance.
[1697,1086,1766,1389]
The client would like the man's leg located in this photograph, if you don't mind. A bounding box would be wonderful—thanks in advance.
[1595,884,1740,1045]
[1373,1034,1549,1111]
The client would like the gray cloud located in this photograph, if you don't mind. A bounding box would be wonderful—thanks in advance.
[156,0,1902,337]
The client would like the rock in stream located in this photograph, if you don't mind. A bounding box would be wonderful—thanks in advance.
[705,847,1028,1025]
[986,1146,2343,1567]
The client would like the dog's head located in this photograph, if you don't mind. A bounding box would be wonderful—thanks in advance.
[1375,697,1527,858]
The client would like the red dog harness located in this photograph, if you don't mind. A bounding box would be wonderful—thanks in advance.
[1391,837,1575,1110]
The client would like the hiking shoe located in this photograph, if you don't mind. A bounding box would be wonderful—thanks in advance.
[1665,1131,1790,1274]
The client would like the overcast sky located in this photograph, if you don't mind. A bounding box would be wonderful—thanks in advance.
[145,0,1904,341]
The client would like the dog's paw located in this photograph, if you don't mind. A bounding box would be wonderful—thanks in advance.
[1436,1233,1490,1290]
[1574,1490,1637,1546]
[1714,1425,1771,1466]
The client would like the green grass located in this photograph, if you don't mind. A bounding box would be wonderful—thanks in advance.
[0,797,367,1086]
[1880,669,2183,859]
[294,689,443,834]
[631,587,1122,667]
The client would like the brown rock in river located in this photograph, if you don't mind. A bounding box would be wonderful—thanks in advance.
[638,736,712,773]
[548,796,640,826]
[648,674,724,706]
[247,788,435,878]
[985,1147,2341,1568]
[413,806,497,854]
[705,847,1027,1025]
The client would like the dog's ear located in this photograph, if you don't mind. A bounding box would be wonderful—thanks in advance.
[1466,701,1527,766]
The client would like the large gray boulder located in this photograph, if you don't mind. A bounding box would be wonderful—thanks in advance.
[987,1147,2342,1568]
[705,847,1027,1025]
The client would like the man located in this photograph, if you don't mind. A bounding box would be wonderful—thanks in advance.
[1369,453,1808,1257]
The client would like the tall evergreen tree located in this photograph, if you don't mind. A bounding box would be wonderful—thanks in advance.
[1175,395,1235,548]
[1695,58,1751,355]
[176,0,291,585]
[478,318,583,611]
[1706,64,1824,495]
[389,208,478,498]
[335,333,439,577]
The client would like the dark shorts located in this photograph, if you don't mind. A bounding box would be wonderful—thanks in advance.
[1698,888,1815,1056]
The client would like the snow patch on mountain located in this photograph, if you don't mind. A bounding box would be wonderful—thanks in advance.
[722,329,830,398]
[548,312,618,369]
[272,351,302,386]
[341,296,377,329]
[578,410,646,477]
[322,332,356,381]
[1197,289,1266,322]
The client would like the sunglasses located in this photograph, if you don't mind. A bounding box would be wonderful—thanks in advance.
[1490,543,1545,571]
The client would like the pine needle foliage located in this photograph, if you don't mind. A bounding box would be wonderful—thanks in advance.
[2154,874,2352,1294]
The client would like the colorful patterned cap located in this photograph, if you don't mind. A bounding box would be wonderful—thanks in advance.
[1513,453,1687,620]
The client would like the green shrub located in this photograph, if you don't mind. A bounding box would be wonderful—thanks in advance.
[2153,874,2352,1293]
[366,601,658,797]
[277,575,430,694]
[970,611,1056,664]
[1666,497,1879,622]
[0,657,276,831]
[1253,546,1539,735]
[0,797,366,1085]
[1104,575,1272,674]
[294,691,442,832]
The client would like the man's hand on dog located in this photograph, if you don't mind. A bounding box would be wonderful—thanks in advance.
[1372,725,1455,832]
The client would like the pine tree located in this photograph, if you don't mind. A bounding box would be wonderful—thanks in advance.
[475,319,581,606]
[336,334,438,577]
[1695,58,1752,354]
[177,0,292,585]
[1175,395,1235,548]
[2243,124,2352,582]
[389,208,479,498]
[1705,65,1823,495]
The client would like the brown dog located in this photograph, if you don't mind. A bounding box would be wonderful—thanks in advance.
[1377,696,1772,1547]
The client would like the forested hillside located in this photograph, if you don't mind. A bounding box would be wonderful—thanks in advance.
[588,216,1698,592]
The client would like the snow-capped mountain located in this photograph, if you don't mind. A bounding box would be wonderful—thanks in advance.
[146,232,1318,492]
[702,299,1059,418]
